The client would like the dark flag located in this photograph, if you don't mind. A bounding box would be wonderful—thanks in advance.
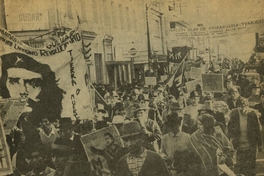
[166,56,186,99]
[167,49,175,62]
[169,46,188,63]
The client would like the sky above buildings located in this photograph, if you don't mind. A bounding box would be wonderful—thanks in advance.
[171,0,264,61]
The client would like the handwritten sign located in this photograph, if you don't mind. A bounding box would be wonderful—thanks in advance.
[186,79,202,92]
[190,67,202,80]
[202,74,224,92]
[145,77,157,85]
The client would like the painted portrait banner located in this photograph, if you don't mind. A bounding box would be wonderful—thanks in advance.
[0,120,13,175]
[0,27,92,124]
[80,125,124,176]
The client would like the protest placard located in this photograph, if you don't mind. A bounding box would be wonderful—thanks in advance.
[0,99,26,134]
[81,125,124,176]
[190,67,202,80]
[185,79,202,92]
[0,120,13,175]
[202,74,224,92]
[145,77,157,85]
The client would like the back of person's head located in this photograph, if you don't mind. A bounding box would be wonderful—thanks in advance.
[165,112,182,128]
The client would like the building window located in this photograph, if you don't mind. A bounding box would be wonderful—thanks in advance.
[170,22,176,28]
[92,0,98,23]
[107,53,113,61]
[154,20,160,37]
[126,7,130,31]
[119,4,124,29]
[111,1,117,28]
[94,53,103,84]
[133,10,137,32]
[103,0,109,26]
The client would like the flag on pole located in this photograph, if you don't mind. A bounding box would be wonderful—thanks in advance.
[166,55,186,99]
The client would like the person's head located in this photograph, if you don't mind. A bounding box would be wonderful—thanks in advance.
[165,113,182,133]
[137,94,145,105]
[51,138,74,174]
[189,91,200,105]
[58,118,73,139]
[236,97,249,114]
[104,132,114,147]
[260,90,264,104]
[26,143,48,171]
[131,92,137,101]
[133,104,147,120]
[169,101,183,114]
[228,86,240,100]
[251,84,260,96]
[40,117,52,131]
[198,101,214,115]
[197,114,215,134]
[121,121,143,153]
[0,52,65,125]
[251,76,260,85]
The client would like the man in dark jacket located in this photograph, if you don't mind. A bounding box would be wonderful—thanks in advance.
[115,121,170,176]
[228,97,262,176]
[226,86,242,110]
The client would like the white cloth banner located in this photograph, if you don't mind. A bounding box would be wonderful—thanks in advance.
[170,18,264,39]
[0,27,92,122]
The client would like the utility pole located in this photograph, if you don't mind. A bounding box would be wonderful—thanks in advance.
[146,4,152,71]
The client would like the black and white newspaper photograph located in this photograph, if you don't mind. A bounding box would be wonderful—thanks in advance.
[0,0,264,175]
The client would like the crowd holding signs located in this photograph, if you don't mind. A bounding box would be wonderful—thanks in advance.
[0,24,263,176]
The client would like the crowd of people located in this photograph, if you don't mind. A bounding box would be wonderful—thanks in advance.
[2,71,264,176]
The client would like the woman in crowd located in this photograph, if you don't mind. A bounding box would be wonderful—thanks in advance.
[188,114,234,176]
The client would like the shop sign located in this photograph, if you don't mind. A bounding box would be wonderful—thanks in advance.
[5,0,49,31]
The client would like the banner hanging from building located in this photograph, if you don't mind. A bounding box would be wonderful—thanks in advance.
[0,27,92,123]
[170,18,264,39]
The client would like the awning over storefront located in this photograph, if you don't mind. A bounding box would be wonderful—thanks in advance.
[106,60,132,65]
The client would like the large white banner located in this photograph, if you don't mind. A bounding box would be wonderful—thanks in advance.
[0,27,92,124]
[170,18,264,39]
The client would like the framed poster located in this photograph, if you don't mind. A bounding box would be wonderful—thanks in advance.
[81,125,124,176]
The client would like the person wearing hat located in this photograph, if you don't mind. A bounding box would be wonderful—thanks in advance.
[58,118,86,160]
[228,97,262,176]
[189,101,226,134]
[248,84,261,107]
[132,104,162,152]
[160,113,190,168]
[183,92,202,133]
[162,101,184,135]
[115,121,170,176]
